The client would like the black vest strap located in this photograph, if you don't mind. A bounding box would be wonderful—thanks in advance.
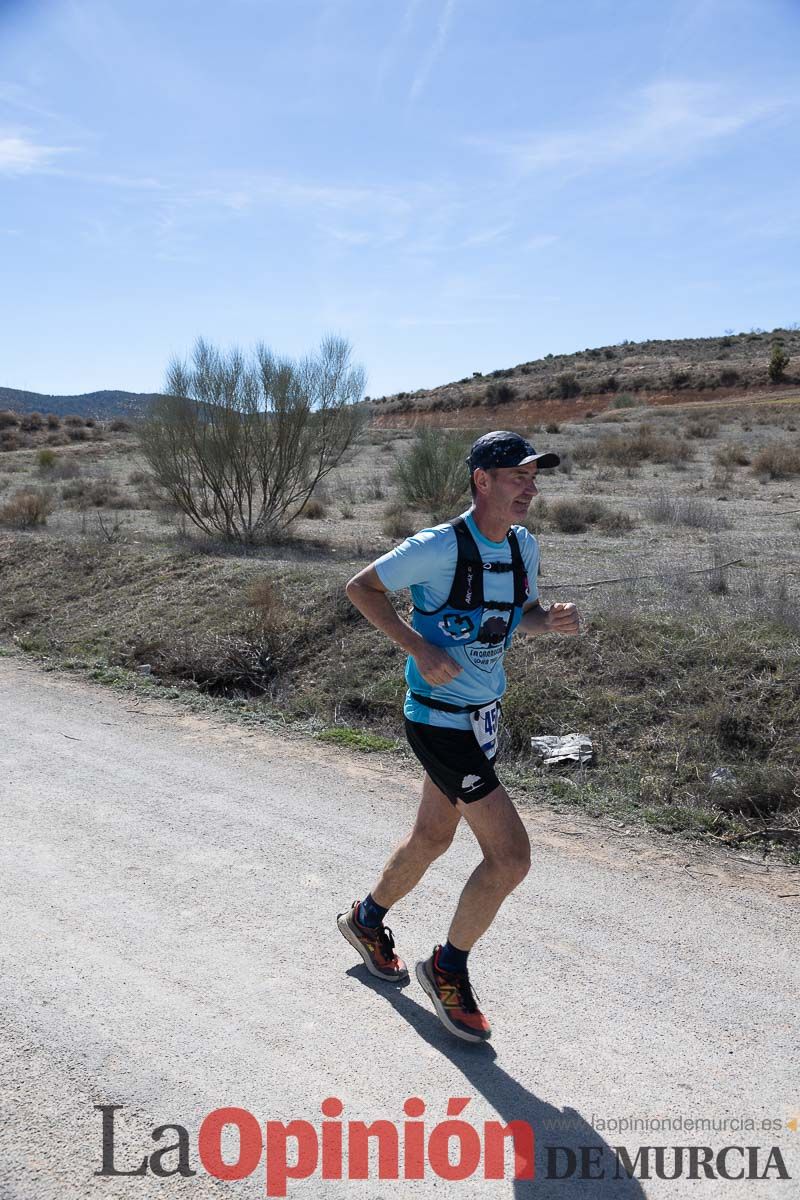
[415,516,529,617]
[506,527,528,608]
[447,517,484,610]
[409,691,476,714]
[410,690,498,715]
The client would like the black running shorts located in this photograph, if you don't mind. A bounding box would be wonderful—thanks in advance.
[404,717,501,805]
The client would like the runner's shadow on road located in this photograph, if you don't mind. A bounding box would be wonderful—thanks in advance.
[348,967,646,1199]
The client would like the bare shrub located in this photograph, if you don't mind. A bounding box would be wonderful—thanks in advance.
[0,487,55,527]
[595,426,693,468]
[751,443,800,479]
[571,443,598,467]
[19,411,44,432]
[646,490,732,530]
[67,426,89,442]
[686,418,719,439]
[486,381,514,406]
[301,498,327,519]
[715,442,751,468]
[51,458,81,481]
[545,496,634,535]
[382,503,416,539]
[110,418,133,432]
[0,411,19,429]
[549,497,603,533]
[244,576,280,631]
[1,430,18,452]
[64,414,87,427]
[139,334,364,544]
[524,497,549,534]
[556,374,580,399]
[597,507,635,534]
[362,471,387,500]
[46,413,61,429]
[394,427,470,515]
[61,476,127,508]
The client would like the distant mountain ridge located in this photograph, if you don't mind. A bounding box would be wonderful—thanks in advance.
[0,387,161,420]
[4,327,797,424]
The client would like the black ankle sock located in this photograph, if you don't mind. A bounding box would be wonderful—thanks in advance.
[357,893,388,929]
[437,940,469,974]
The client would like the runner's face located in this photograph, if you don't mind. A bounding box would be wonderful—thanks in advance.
[485,462,539,520]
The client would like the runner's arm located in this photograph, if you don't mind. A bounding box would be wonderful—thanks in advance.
[345,565,422,654]
[518,598,579,636]
[345,565,462,684]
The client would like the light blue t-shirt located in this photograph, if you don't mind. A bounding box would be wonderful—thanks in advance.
[374,509,540,729]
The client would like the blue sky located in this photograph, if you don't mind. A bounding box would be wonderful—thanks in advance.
[1,0,798,398]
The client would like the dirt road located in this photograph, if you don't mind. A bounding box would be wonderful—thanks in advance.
[1,657,797,1199]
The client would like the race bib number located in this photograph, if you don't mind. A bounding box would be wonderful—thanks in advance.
[471,701,500,761]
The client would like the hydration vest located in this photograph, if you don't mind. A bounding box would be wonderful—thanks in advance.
[411,517,530,651]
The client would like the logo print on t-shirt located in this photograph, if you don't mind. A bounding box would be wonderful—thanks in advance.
[438,613,474,640]
[477,614,508,646]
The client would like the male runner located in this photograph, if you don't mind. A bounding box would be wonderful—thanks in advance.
[338,430,580,1042]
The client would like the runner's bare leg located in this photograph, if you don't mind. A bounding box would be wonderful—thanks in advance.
[447,784,531,949]
[369,773,461,909]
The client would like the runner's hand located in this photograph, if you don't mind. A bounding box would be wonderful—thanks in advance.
[544,602,580,635]
[411,642,463,686]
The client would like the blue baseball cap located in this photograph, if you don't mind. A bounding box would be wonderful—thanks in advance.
[467,430,560,472]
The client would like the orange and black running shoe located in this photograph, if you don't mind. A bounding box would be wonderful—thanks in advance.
[337,900,409,982]
[415,946,492,1042]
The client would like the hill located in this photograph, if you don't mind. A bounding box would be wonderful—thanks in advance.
[0,387,162,421]
[3,327,798,428]
[367,328,799,425]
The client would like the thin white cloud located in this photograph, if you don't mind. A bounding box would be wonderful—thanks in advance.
[0,131,69,174]
[392,315,490,328]
[523,234,558,252]
[0,81,62,123]
[469,80,792,175]
[47,167,168,190]
[461,223,513,248]
[409,0,457,103]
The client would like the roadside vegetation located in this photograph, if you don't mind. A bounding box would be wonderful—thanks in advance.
[1,380,799,860]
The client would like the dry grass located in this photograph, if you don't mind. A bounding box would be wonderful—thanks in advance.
[715,442,751,468]
[646,491,732,531]
[751,443,800,479]
[61,476,129,509]
[0,487,55,527]
[382,502,416,539]
[526,496,634,535]
[606,426,693,467]
[0,394,799,854]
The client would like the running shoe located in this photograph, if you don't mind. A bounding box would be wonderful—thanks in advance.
[337,900,409,982]
[415,946,492,1042]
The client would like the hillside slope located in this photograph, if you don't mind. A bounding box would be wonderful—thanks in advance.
[368,328,799,425]
[0,387,162,421]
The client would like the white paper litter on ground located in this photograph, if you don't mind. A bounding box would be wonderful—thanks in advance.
[530,733,594,765]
